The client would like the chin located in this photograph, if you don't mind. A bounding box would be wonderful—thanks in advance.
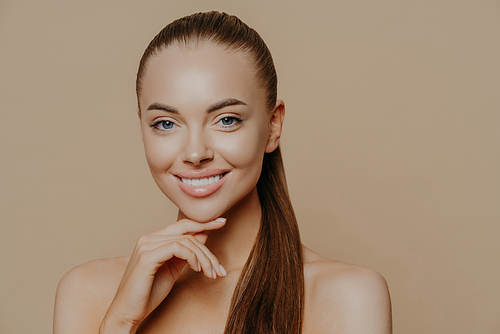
[176,202,229,223]
[181,211,219,223]
[168,181,261,223]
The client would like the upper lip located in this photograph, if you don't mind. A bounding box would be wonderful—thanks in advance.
[174,168,230,179]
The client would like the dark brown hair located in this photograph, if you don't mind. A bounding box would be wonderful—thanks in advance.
[136,11,304,334]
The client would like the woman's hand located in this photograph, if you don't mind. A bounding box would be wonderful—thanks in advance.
[99,218,227,334]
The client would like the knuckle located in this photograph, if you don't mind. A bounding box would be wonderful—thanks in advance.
[186,248,196,258]
[136,234,150,246]
[170,241,183,252]
[173,235,193,246]
[137,249,151,262]
[183,235,197,244]
[135,241,150,253]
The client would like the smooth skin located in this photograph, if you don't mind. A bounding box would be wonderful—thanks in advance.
[54,43,392,334]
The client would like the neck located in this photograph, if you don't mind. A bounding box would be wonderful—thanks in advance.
[177,187,262,273]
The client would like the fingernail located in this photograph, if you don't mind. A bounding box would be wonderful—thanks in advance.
[215,218,227,223]
[219,264,227,277]
[197,261,201,272]
[212,268,217,279]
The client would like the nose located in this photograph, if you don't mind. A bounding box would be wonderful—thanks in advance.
[181,130,214,166]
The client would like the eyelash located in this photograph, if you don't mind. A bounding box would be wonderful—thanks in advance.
[149,115,243,133]
[215,115,243,130]
[150,120,177,132]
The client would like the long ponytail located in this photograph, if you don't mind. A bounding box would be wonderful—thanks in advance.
[224,147,304,333]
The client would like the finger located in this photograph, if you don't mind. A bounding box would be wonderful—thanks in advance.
[149,236,223,278]
[134,233,206,249]
[132,236,199,271]
[178,238,215,278]
[134,232,226,278]
[192,232,207,244]
[179,237,226,278]
[140,241,200,276]
[155,218,227,236]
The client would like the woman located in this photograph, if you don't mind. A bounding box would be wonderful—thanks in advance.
[54,11,392,334]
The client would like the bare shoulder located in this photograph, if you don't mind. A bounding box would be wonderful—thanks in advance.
[54,256,130,334]
[302,246,392,334]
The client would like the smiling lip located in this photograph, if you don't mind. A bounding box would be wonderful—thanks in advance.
[174,169,230,198]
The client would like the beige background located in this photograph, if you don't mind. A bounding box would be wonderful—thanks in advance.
[1,0,499,333]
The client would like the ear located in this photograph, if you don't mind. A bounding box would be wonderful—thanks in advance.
[265,100,285,153]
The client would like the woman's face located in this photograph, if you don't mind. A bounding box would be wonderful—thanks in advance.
[138,43,283,222]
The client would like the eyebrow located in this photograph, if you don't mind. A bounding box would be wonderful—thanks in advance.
[207,98,247,113]
[146,98,246,114]
[147,102,178,114]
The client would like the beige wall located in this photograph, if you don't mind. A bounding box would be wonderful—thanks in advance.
[1,0,499,333]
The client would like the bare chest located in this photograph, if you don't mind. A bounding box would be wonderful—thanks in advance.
[134,257,338,334]
[136,273,237,334]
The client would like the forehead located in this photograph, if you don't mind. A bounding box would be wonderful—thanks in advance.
[139,43,265,111]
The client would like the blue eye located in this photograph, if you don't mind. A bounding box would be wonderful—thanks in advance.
[159,121,174,129]
[220,117,235,126]
[151,120,176,132]
[217,116,243,129]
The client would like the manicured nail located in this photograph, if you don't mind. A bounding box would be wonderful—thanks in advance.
[197,261,201,272]
[215,218,227,223]
[219,264,227,277]
[212,268,217,279]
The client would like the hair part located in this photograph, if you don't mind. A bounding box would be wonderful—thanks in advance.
[136,11,304,334]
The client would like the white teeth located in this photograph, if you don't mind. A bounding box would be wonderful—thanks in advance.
[180,174,224,186]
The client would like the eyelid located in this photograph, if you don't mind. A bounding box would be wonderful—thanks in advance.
[213,114,243,130]
[213,112,243,122]
[150,117,179,132]
[150,114,177,122]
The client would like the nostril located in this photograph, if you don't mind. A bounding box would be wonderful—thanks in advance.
[181,138,214,165]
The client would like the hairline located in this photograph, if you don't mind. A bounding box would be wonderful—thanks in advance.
[136,39,269,114]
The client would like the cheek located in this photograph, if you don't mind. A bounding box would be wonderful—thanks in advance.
[143,134,179,174]
[214,126,269,170]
